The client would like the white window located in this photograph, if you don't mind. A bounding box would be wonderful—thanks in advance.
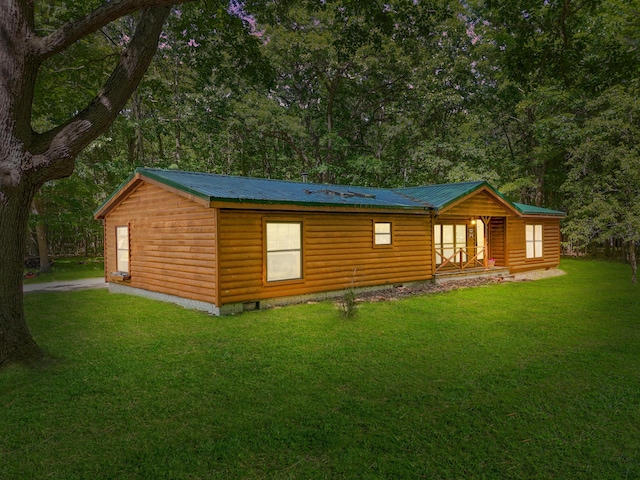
[374,222,392,245]
[266,222,302,282]
[526,224,543,259]
[434,224,467,265]
[116,226,129,273]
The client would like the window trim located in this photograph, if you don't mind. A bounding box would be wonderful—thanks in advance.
[525,223,544,260]
[373,220,393,248]
[115,225,130,274]
[263,220,304,285]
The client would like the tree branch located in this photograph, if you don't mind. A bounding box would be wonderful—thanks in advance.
[33,0,194,59]
[28,6,173,183]
[266,129,310,167]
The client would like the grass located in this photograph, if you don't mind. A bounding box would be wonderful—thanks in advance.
[2,258,639,479]
[23,256,104,283]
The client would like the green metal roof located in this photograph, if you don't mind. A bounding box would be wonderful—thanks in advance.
[129,168,429,210]
[513,202,566,216]
[95,168,565,218]
[393,181,487,210]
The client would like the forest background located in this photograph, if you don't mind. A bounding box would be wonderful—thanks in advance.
[31,0,639,274]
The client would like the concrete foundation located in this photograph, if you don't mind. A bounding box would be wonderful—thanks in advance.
[108,281,429,316]
[108,283,222,315]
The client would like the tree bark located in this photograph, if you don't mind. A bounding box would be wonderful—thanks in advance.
[0,0,189,367]
[0,183,45,366]
[132,90,145,162]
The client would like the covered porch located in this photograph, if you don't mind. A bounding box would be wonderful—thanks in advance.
[432,215,509,276]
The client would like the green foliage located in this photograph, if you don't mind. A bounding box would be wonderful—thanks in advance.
[562,86,640,248]
[2,259,639,478]
[471,0,603,89]
[31,0,640,268]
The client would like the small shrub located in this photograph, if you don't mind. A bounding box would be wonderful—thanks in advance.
[338,270,358,318]
[338,286,357,318]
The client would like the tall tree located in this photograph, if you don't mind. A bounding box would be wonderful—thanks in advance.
[0,0,196,367]
[467,0,610,205]
[562,86,640,283]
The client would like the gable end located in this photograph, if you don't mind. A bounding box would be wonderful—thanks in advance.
[438,185,521,217]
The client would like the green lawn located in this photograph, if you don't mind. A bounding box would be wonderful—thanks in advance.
[3,259,639,479]
[23,256,104,283]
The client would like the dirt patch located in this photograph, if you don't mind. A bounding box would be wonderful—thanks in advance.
[511,268,566,282]
[353,276,505,303]
[352,268,565,304]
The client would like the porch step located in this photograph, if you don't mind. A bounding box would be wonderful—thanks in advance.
[434,267,511,284]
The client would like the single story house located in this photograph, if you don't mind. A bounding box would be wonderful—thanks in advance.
[94,168,565,314]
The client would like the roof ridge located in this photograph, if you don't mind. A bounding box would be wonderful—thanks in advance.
[393,179,486,190]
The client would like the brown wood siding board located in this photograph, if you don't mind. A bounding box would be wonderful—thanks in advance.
[131,224,215,235]
[130,256,216,277]
[131,265,215,285]
[118,204,209,216]
[137,233,217,243]
[305,223,372,232]
[306,256,430,269]
[138,245,216,256]
[133,259,218,277]
[305,244,378,254]
[134,272,215,290]
[221,244,263,254]
[136,217,216,228]
[304,267,430,282]
[134,271,216,293]
[220,270,264,283]
[136,250,216,262]
[310,252,429,264]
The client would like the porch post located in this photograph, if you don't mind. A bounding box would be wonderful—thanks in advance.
[481,216,491,268]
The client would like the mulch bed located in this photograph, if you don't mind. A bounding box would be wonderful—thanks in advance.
[352,276,508,304]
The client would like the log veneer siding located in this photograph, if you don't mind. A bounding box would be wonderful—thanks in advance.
[442,190,517,217]
[104,183,217,305]
[506,218,561,273]
[489,218,506,266]
[218,209,432,305]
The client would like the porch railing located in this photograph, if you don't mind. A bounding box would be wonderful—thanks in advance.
[435,246,488,273]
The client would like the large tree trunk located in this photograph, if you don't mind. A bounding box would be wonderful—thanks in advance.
[0,1,178,368]
[0,183,45,366]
